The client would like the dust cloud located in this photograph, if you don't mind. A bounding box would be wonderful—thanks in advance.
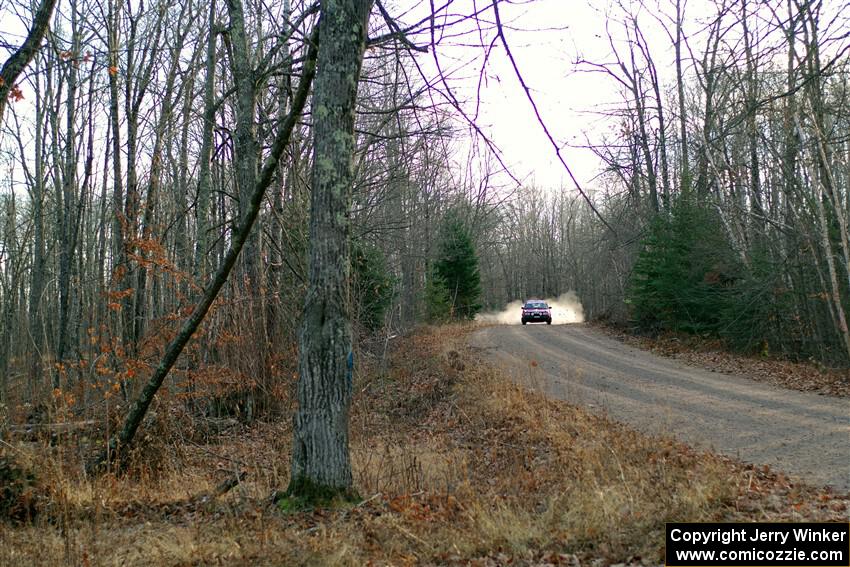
[476,291,585,325]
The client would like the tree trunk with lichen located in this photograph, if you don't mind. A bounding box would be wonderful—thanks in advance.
[288,0,372,499]
[226,0,261,291]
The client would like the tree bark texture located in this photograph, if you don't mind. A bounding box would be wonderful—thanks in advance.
[195,0,218,282]
[290,0,373,495]
[226,0,261,288]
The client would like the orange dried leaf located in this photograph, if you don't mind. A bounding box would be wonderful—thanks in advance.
[9,84,24,102]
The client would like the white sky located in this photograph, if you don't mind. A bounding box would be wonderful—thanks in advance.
[415,0,849,194]
[2,0,848,199]
[395,0,692,196]
[2,0,615,196]
[401,0,650,193]
[450,0,614,190]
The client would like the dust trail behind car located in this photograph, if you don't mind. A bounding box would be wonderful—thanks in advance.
[476,291,585,325]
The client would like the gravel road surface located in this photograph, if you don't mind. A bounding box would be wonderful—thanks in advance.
[471,324,850,492]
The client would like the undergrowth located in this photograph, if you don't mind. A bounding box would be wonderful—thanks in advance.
[1,323,846,566]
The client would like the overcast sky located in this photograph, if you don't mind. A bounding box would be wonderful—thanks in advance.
[416,0,649,193]
[455,0,614,191]
[419,0,848,194]
[2,0,847,199]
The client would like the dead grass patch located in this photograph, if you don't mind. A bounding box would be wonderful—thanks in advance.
[1,323,846,565]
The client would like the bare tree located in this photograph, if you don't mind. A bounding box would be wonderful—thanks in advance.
[89,19,320,471]
[288,0,373,500]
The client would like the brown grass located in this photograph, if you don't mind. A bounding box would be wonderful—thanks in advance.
[1,324,847,566]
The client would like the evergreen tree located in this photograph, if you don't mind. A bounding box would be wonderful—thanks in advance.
[628,201,739,334]
[425,272,452,322]
[429,212,482,320]
[351,240,396,331]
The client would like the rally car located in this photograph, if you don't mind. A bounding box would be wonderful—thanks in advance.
[521,299,552,325]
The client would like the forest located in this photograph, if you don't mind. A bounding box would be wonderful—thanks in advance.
[0,0,848,563]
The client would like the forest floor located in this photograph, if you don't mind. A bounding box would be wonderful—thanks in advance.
[1,324,848,566]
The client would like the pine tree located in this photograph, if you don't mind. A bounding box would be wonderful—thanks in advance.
[429,212,482,320]
[425,272,452,322]
[628,201,739,335]
[351,240,396,331]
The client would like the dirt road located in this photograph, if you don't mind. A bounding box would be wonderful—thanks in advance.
[471,324,850,492]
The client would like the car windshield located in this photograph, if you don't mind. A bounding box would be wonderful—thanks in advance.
[525,301,547,309]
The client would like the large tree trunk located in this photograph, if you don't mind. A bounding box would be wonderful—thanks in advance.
[107,0,126,356]
[289,0,372,498]
[741,0,763,236]
[226,0,261,290]
[28,61,47,396]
